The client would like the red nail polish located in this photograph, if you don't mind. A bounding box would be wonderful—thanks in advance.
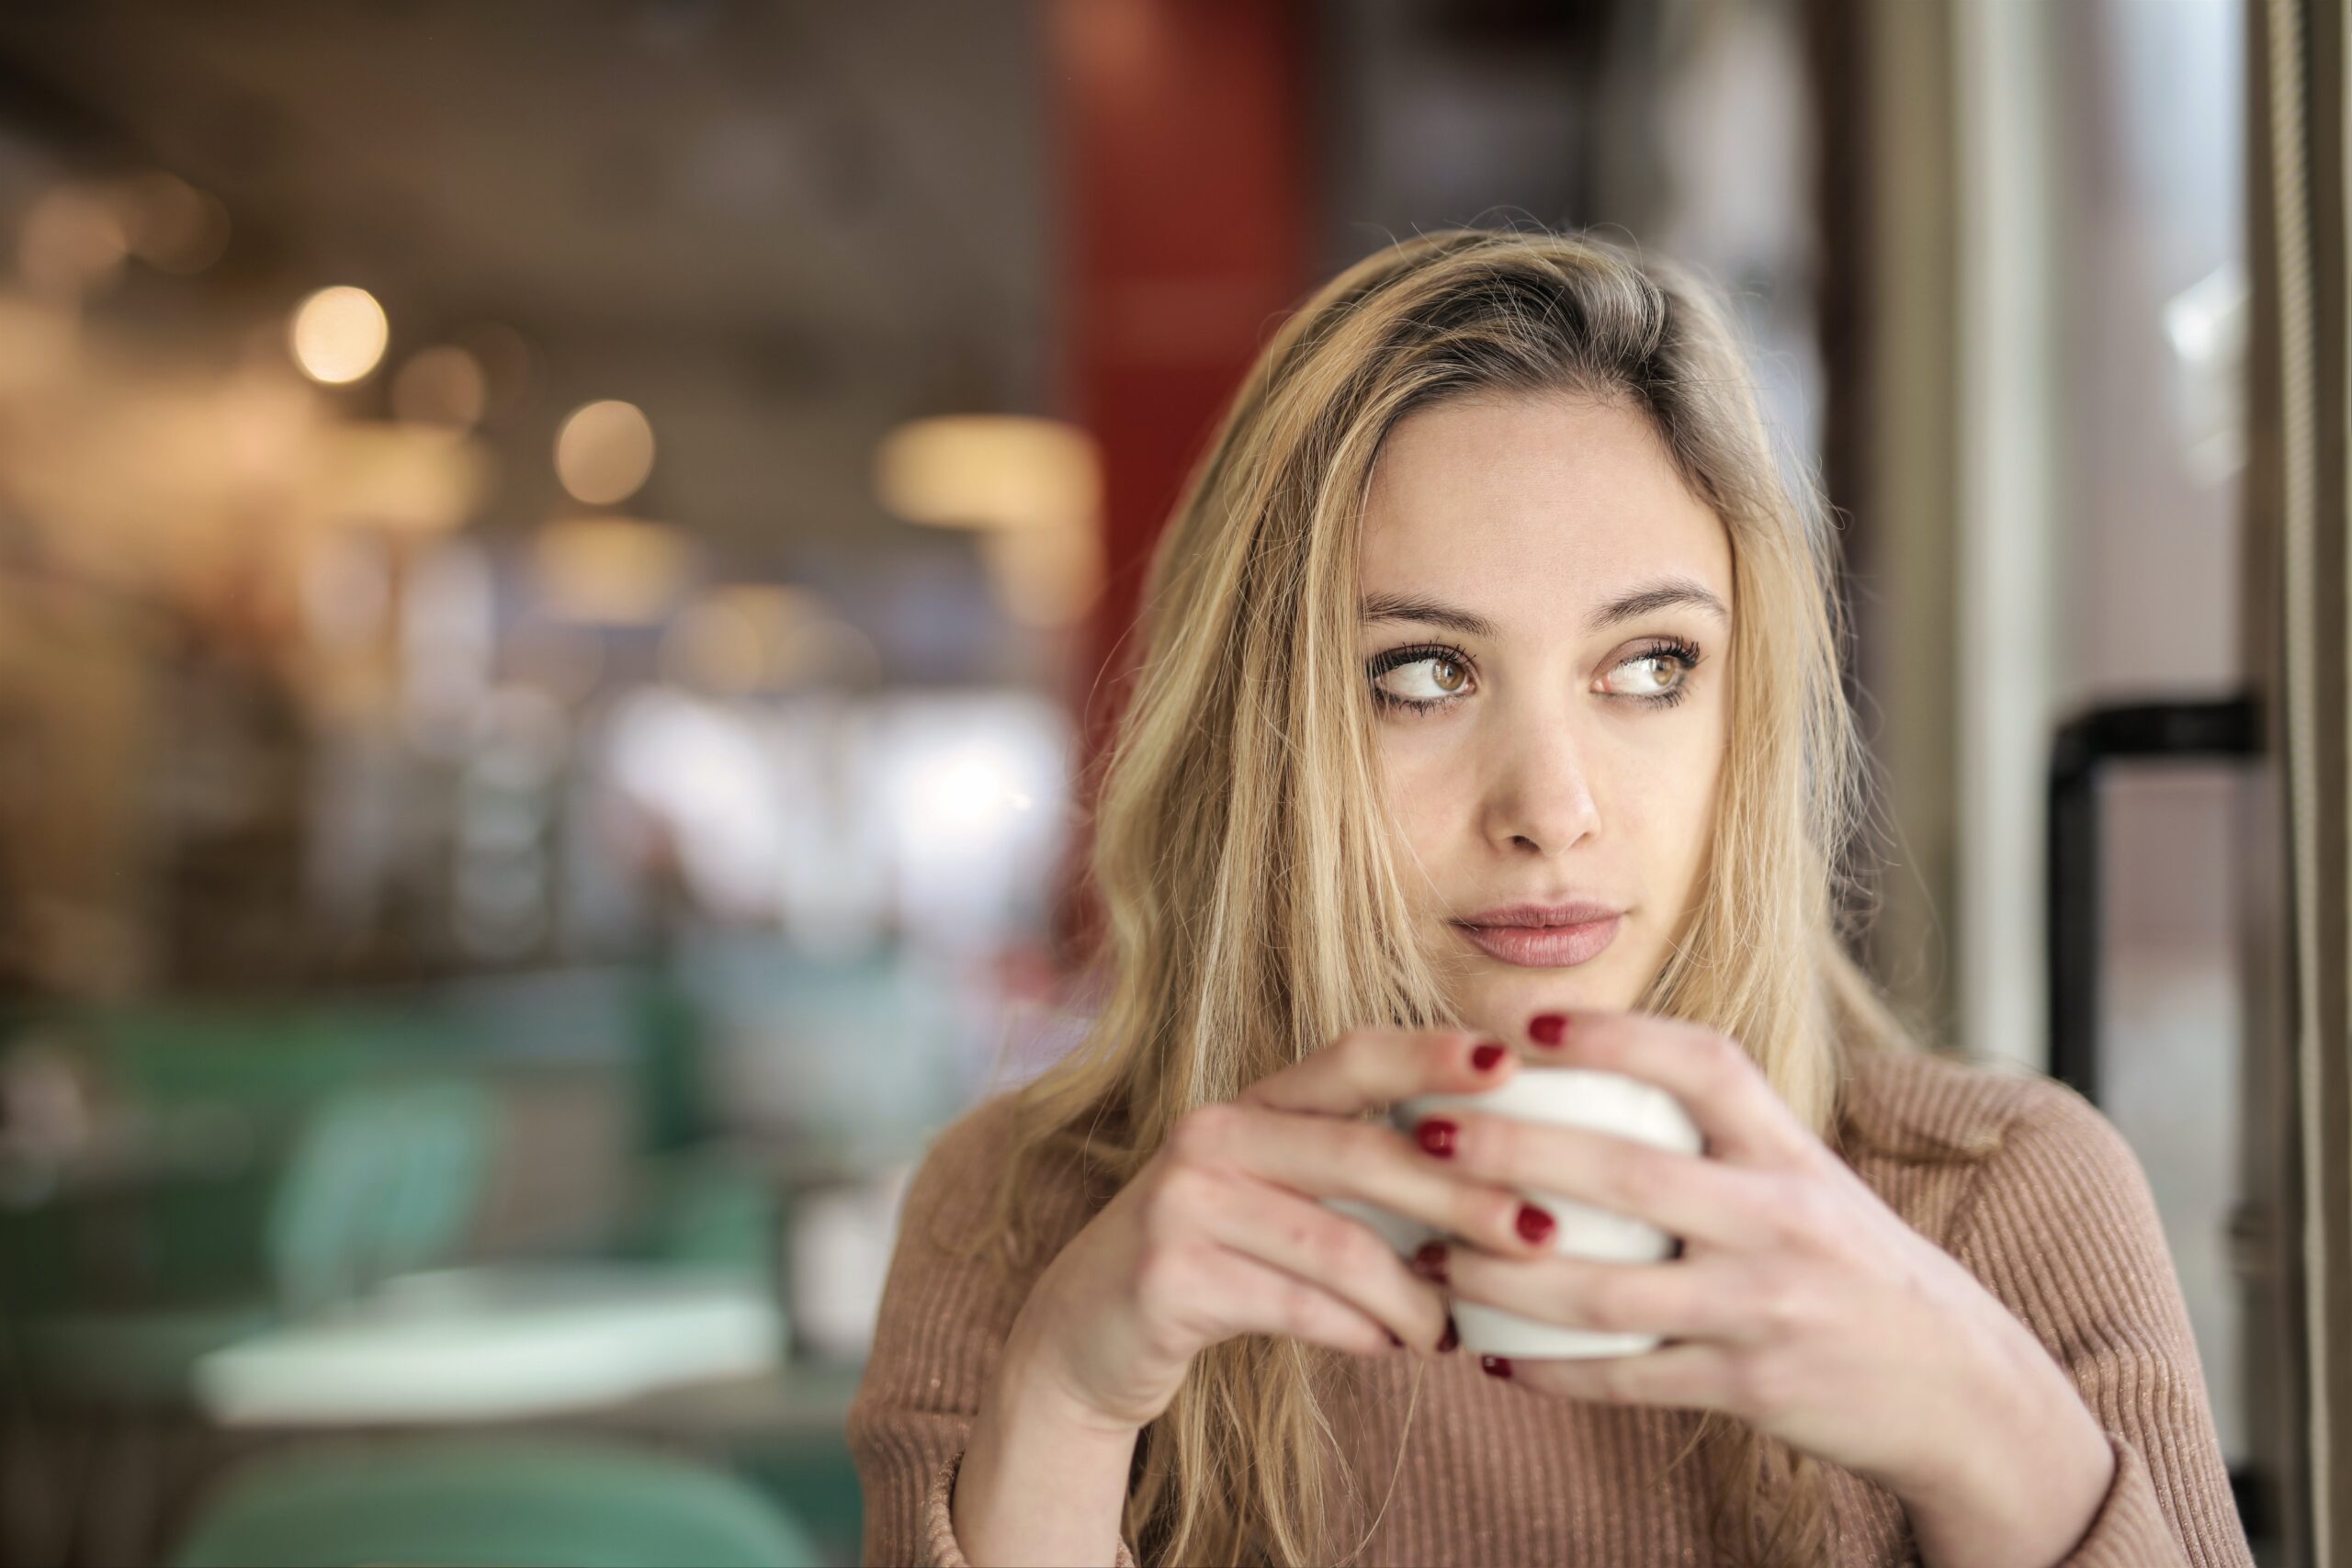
[1480,1355,1513,1379]
[1470,1041,1507,1073]
[1515,1203,1556,1245]
[1438,1315,1459,1352]
[1411,1239,1450,1283]
[1417,1119,1458,1158]
[1529,1013,1568,1046]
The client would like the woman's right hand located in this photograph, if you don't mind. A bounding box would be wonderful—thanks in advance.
[1001,1026,1557,1436]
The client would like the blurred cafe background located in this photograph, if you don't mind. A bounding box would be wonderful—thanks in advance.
[0,1,2344,1564]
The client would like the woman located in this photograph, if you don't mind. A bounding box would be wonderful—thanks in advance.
[846,230,2252,1568]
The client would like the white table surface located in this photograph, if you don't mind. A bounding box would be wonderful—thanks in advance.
[194,1262,786,1427]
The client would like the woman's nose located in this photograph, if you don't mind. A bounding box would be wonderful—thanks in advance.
[1481,723,1604,852]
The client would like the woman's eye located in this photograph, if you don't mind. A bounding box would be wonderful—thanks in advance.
[1605,652,1687,699]
[1374,655,1469,704]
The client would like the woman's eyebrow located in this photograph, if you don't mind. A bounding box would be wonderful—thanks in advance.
[1357,578,1729,637]
[1586,577,1730,632]
[1357,591,1496,637]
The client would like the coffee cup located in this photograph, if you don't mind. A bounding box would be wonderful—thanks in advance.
[1327,1066,1702,1359]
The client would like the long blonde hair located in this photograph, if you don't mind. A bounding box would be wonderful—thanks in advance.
[973,228,1973,1566]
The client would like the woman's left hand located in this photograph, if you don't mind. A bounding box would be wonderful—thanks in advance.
[1411,1009,2112,1523]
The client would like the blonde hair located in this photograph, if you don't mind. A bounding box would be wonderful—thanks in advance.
[970,228,1978,1566]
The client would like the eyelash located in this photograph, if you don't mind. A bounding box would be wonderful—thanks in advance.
[1363,637,1704,716]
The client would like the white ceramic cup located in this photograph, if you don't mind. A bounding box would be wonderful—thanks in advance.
[1327,1066,1702,1359]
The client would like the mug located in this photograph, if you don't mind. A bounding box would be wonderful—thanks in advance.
[1327,1066,1702,1359]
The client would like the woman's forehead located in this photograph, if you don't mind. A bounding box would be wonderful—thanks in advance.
[1358,393,1731,631]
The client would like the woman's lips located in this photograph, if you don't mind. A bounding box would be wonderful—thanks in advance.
[1453,915,1622,968]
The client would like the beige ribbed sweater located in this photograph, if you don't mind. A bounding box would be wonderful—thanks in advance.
[847,1043,2255,1566]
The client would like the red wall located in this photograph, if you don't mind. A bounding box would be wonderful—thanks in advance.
[1047,0,1313,968]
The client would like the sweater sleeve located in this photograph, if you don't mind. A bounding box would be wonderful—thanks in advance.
[1946,1081,2256,1568]
[844,1096,1143,1568]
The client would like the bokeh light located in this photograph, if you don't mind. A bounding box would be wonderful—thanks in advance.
[117,171,232,274]
[553,399,656,505]
[392,345,490,430]
[873,414,1099,534]
[529,516,694,624]
[289,286,390,385]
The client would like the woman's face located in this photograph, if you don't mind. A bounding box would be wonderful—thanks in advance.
[1356,391,1734,1038]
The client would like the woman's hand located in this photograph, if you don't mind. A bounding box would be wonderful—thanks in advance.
[1002,1026,1557,1437]
[1412,1009,2115,1546]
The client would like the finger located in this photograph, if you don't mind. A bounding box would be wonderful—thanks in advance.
[1414,1111,1783,1251]
[1513,1338,1739,1414]
[1241,1026,1515,1118]
[1441,1247,1757,1344]
[1198,1174,1453,1353]
[1193,1244,1407,1359]
[1176,1101,1551,1261]
[1518,1010,1814,1166]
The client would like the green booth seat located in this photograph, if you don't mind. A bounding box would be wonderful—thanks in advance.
[17,1077,494,1405]
[171,1437,823,1568]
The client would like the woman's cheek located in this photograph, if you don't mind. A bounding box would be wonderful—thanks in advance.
[1377,723,1462,795]
[1376,736,1453,857]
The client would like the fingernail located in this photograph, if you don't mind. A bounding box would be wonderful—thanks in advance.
[1410,1239,1450,1283]
[1470,1041,1507,1073]
[1480,1354,1513,1379]
[1515,1202,1556,1245]
[1438,1314,1459,1353]
[1416,1118,1459,1158]
[1528,1013,1568,1047]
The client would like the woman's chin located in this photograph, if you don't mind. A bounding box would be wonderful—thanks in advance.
[1447,959,1634,1038]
